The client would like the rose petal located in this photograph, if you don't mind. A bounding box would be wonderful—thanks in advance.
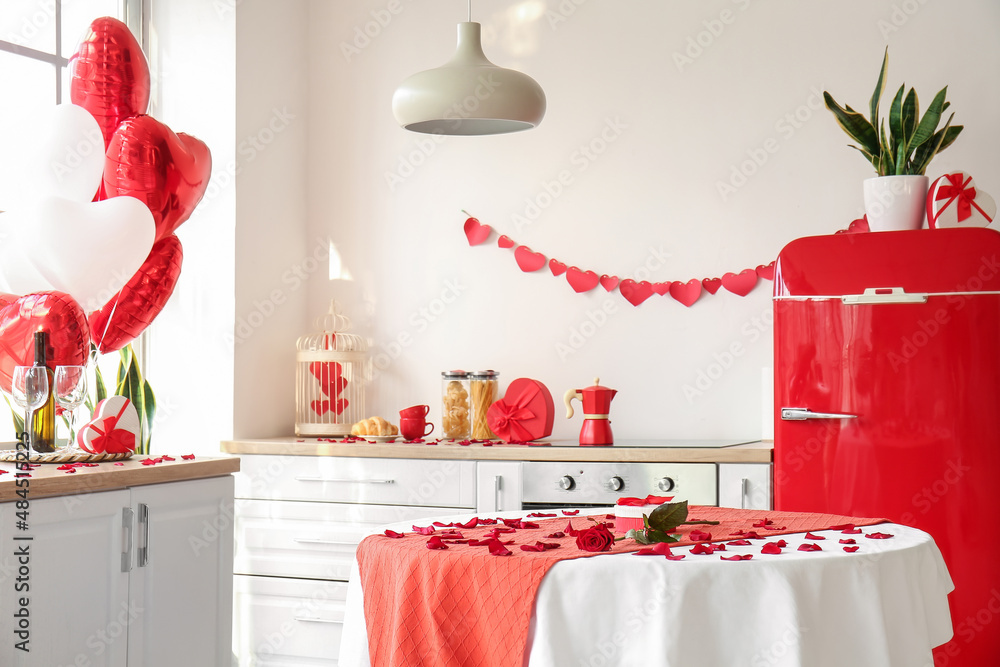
[181,454,195,460]
[439,531,464,539]
[383,529,406,538]
[727,539,752,546]
[488,538,512,556]
[425,536,448,550]
[721,554,753,561]
[797,543,822,552]
[562,510,580,516]
[865,532,894,539]
[519,544,545,552]
[844,546,860,553]
[688,529,712,542]
[412,525,436,535]
[804,532,826,540]
[651,542,674,556]
[753,518,773,528]
[528,512,557,518]
[565,520,578,536]
[829,523,854,531]
[691,543,717,555]
[764,526,788,531]
[842,528,862,534]
[761,542,784,555]
[664,554,686,561]
[458,517,480,529]
[839,538,856,545]
[634,548,657,556]
[545,531,565,539]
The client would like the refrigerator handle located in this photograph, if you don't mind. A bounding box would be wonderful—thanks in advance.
[781,408,858,421]
[842,287,928,305]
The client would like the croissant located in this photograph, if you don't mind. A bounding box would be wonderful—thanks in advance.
[351,416,399,436]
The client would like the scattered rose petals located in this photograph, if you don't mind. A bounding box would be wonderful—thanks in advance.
[753,518,773,528]
[804,532,826,540]
[439,531,464,539]
[721,554,753,561]
[842,528,862,534]
[605,514,616,520]
[844,546,860,553]
[458,517,479,529]
[412,525,436,535]
[528,512,557,518]
[688,529,713,542]
[562,510,579,516]
[565,520,579,536]
[865,532,894,539]
[829,523,854,531]
[665,554,686,561]
[181,454,195,460]
[691,543,722,555]
[761,542,784,555]
[798,543,822,552]
[488,538,512,556]
[840,538,856,545]
[764,526,787,531]
[545,532,565,539]
[519,541,560,553]
[114,462,124,466]
[727,539,752,546]
[425,536,448,550]
[383,529,405,538]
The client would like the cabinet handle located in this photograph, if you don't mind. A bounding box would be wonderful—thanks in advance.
[494,475,503,512]
[293,616,342,624]
[121,507,134,573]
[294,476,395,484]
[740,478,749,510]
[293,537,357,546]
[137,503,150,568]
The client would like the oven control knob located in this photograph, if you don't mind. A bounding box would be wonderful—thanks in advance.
[657,477,676,492]
[559,475,575,491]
[608,476,624,492]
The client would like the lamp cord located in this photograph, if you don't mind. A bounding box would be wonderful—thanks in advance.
[468,0,472,22]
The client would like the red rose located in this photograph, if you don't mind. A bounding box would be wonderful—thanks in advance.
[575,524,615,552]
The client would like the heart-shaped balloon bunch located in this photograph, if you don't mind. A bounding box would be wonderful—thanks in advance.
[0,16,211,369]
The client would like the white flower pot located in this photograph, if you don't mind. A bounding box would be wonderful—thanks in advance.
[863,175,929,232]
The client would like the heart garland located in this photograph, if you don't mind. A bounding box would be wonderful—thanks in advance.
[461,213,870,307]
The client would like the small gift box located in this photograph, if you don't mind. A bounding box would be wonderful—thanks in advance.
[77,395,140,454]
[614,495,675,534]
[927,172,996,229]
[486,378,554,443]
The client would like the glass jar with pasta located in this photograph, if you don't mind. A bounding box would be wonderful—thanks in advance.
[470,370,499,440]
[441,370,471,439]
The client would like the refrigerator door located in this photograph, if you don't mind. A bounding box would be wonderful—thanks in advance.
[774,228,1000,667]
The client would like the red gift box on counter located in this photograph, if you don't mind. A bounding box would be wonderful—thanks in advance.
[77,395,140,454]
[487,378,554,442]
[927,172,996,229]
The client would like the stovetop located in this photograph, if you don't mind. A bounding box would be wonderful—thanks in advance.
[541,439,757,448]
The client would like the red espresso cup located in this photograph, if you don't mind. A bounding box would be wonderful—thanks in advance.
[400,404,431,419]
[399,417,434,441]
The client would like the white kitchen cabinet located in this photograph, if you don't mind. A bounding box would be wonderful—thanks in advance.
[0,475,235,667]
[718,463,773,510]
[475,461,522,513]
[232,455,476,666]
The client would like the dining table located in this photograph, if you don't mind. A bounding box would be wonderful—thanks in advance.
[338,507,954,667]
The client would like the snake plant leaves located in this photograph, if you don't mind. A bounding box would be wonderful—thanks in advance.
[869,47,889,131]
[824,92,880,156]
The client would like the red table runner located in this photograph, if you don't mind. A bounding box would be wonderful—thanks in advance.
[356,507,885,667]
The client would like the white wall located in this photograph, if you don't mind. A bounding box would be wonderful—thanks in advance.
[233,0,1000,441]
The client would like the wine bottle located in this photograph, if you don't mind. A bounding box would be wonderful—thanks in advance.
[31,331,56,453]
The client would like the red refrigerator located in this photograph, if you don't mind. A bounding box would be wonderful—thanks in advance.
[773,228,1000,666]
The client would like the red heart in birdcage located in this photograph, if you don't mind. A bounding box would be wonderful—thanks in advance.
[309,361,349,417]
[310,398,349,417]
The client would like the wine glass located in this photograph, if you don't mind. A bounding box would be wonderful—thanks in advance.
[11,366,50,454]
[55,365,88,448]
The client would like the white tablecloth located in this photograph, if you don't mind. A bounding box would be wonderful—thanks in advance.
[339,510,954,667]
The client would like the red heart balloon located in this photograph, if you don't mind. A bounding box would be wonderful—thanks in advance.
[90,235,183,354]
[566,267,599,293]
[0,292,90,392]
[70,17,150,150]
[721,269,759,297]
[669,279,703,307]
[619,280,654,306]
[104,115,212,242]
[514,246,546,272]
[702,277,723,294]
[463,217,491,246]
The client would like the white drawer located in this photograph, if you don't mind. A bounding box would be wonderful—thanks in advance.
[233,575,346,666]
[235,455,476,508]
[234,499,454,580]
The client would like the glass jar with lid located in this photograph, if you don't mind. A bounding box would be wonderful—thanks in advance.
[441,370,471,439]
[470,370,499,440]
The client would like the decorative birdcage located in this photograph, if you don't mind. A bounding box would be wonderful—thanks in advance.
[295,301,369,436]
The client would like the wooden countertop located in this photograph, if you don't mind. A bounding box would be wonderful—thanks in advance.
[0,455,240,502]
[222,438,773,463]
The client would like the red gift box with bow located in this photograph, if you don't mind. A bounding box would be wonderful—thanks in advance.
[927,172,996,229]
[486,378,554,443]
[77,395,140,454]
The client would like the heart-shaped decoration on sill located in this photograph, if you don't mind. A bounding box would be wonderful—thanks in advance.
[599,275,619,291]
[104,115,212,242]
[549,259,567,276]
[497,235,515,249]
[566,267,599,293]
[619,279,654,306]
[756,262,776,281]
[722,269,758,297]
[77,395,140,454]
[464,216,492,245]
[669,279,703,307]
[514,246,546,272]
[702,277,723,295]
[651,282,670,296]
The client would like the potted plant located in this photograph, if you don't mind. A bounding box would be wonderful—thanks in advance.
[824,49,963,231]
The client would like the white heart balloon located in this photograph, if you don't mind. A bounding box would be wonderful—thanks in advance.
[0,196,155,312]
[0,104,105,211]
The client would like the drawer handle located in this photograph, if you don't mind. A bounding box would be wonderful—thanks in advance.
[293,615,342,624]
[294,476,396,484]
[293,537,357,546]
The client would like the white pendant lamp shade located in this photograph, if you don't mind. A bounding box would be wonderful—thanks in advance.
[393,22,546,135]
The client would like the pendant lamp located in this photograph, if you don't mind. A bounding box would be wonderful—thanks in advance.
[392,4,546,136]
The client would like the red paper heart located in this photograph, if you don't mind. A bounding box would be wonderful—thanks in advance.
[70,17,150,149]
[651,282,670,296]
[619,279,654,306]
[566,267,599,293]
[702,277,722,294]
[464,217,491,245]
[497,235,515,249]
[0,292,91,392]
[311,398,349,416]
[756,262,775,281]
[721,269,758,296]
[838,217,870,235]
[104,115,212,242]
[89,234,183,354]
[514,246,546,272]
[669,279,703,307]
[310,361,348,398]
[549,259,567,276]
[599,275,619,291]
